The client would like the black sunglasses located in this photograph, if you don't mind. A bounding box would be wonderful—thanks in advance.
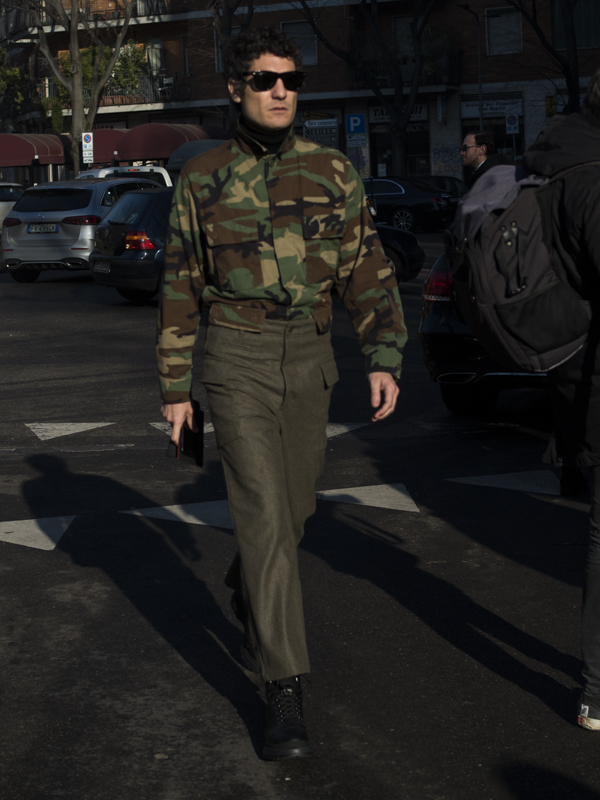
[243,70,306,92]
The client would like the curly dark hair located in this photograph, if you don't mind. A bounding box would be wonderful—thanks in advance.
[583,66,600,121]
[468,131,495,156]
[224,26,302,97]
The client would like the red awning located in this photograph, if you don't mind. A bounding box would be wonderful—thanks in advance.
[89,129,126,164]
[0,133,65,167]
[115,124,226,161]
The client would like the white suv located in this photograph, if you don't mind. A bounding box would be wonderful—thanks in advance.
[76,166,172,187]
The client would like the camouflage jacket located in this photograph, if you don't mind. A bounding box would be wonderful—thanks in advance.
[157,125,407,403]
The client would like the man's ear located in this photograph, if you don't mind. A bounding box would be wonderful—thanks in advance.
[228,79,242,104]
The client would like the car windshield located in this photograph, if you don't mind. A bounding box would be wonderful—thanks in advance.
[0,186,23,201]
[14,188,93,212]
[104,193,156,226]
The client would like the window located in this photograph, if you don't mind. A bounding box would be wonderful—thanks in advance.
[394,17,415,80]
[215,27,241,73]
[281,21,317,66]
[486,8,522,55]
[553,0,600,49]
[183,35,190,75]
[146,39,164,76]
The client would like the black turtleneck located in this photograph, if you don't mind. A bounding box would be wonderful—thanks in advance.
[239,116,292,155]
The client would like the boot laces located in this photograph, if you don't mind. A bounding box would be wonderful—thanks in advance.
[270,680,303,725]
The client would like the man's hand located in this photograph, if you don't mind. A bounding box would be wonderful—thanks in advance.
[369,372,399,422]
[161,401,197,444]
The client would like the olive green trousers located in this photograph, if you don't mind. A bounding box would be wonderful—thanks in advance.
[200,318,338,682]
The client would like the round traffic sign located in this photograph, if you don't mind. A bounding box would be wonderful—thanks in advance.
[506,114,517,126]
[83,134,92,143]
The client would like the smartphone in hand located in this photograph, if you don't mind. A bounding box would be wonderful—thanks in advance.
[166,399,204,467]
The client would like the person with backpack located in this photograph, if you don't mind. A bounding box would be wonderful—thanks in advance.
[522,67,600,730]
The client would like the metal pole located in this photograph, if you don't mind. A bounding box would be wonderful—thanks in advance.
[476,14,483,131]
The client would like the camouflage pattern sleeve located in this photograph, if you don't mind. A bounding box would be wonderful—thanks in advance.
[156,170,206,403]
[335,162,408,379]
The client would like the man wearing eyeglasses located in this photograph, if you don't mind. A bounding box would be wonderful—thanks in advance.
[461,131,509,187]
[157,26,406,760]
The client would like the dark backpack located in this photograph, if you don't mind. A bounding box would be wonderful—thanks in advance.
[451,163,592,373]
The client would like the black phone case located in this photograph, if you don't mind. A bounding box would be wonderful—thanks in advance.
[166,399,204,467]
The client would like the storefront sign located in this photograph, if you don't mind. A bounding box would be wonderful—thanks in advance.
[369,104,428,124]
[461,98,523,119]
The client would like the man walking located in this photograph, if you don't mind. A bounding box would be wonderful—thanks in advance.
[523,67,600,730]
[157,26,406,758]
[461,131,510,187]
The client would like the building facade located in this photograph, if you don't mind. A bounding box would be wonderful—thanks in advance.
[2,0,599,179]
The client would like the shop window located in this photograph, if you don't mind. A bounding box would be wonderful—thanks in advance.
[553,0,600,49]
[485,8,522,55]
[281,21,317,66]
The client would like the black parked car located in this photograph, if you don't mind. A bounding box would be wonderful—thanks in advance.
[90,187,174,303]
[418,175,469,207]
[363,176,453,232]
[376,223,425,282]
[418,255,546,415]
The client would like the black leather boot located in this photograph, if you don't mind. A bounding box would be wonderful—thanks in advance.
[263,676,313,760]
[230,589,259,673]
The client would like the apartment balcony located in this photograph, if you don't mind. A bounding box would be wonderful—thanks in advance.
[39,71,194,108]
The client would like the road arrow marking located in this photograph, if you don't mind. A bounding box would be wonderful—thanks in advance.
[0,516,76,550]
[26,423,114,441]
[316,483,419,512]
[446,470,560,496]
[122,500,233,528]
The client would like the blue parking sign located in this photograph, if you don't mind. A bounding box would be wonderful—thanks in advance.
[346,114,365,135]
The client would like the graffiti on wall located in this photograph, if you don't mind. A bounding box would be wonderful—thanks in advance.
[431,145,461,177]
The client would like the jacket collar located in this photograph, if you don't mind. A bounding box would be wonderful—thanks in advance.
[235,120,296,158]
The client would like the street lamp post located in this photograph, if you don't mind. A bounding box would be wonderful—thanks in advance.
[457,3,483,131]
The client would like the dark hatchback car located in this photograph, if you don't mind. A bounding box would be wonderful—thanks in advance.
[90,187,174,303]
[376,223,425,282]
[363,176,452,232]
[418,255,546,415]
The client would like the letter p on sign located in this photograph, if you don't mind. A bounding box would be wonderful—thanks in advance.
[346,114,365,135]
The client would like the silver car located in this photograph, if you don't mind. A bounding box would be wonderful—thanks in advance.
[2,177,161,283]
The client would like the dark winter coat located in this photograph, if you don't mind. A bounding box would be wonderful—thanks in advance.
[523,112,600,466]
[465,153,512,188]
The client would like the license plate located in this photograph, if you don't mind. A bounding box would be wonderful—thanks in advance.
[28,223,58,234]
[93,261,111,273]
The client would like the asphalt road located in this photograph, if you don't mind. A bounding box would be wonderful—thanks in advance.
[1,236,600,800]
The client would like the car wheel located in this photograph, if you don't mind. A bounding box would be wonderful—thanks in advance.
[116,288,158,304]
[10,269,40,283]
[440,383,500,416]
[391,208,416,232]
[383,246,406,281]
